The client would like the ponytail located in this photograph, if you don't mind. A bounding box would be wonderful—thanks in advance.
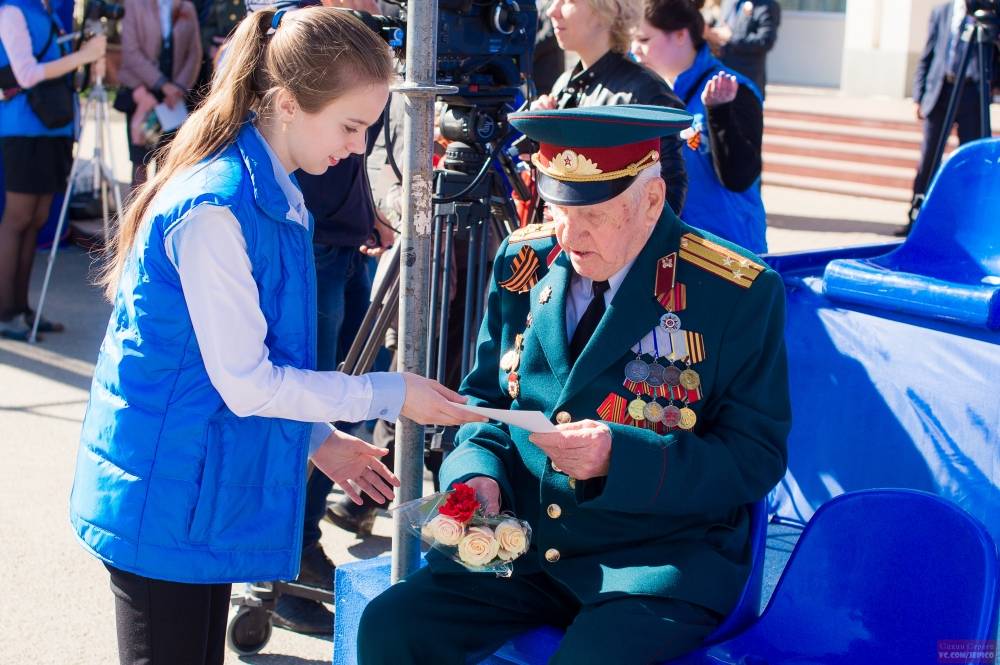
[100,7,395,299]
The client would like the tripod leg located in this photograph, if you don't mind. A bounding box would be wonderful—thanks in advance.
[28,97,94,343]
[99,89,125,218]
[925,23,977,205]
[459,222,479,379]
[435,218,455,383]
[975,28,993,138]
[424,213,444,376]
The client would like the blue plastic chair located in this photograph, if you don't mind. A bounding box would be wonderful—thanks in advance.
[482,499,770,665]
[669,489,1000,665]
[822,138,1000,330]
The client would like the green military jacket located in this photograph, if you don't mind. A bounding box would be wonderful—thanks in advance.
[438,206,791,615]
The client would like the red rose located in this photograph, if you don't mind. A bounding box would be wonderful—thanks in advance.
[439,483,480,524]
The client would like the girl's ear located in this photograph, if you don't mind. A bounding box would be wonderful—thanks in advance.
[274,88,299,125]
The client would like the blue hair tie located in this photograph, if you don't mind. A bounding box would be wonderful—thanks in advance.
[271,9,286,30]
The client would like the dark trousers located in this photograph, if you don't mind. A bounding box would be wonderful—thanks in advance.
[358,567,720,665]
[913,81,985,198]
[106,564,231,665]
[303,245,374,548]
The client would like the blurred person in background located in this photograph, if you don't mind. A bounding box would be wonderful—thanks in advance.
[633,0,766,253]
[0,0,106,340]
[906,0,1000,235]
[704,0,779,99]
[116,0,202,188]
[533,0,689,215]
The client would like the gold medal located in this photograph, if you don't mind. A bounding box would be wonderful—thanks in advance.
[500,350,519,373]
[627,398,647,421]
[678,406,697,430]
[539,285,553,304]
[643,400,664,423]
[679,368,701,391]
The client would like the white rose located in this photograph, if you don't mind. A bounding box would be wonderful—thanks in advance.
[428,515,465,546]
[457,526,501,567]
[496,548,517,561]
[495,519,528,558]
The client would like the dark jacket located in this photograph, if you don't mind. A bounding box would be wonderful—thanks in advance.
[913,2,1000,118]
[550,51,688,214]
[719,0,781,97]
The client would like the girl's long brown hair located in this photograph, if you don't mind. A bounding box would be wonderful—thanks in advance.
[100,7,395,299]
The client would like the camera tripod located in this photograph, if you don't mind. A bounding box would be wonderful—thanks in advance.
[30,70,124,343]
[339,136,522,451]
[909,6,998,223]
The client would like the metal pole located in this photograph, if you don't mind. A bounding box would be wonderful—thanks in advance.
[391,0,457,583]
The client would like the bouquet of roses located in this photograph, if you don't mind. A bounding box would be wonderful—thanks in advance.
[392,483,532,576]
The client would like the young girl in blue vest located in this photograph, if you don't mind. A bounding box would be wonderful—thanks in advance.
[69,8,484,663]
[0,0,105,339]
[632,0,768,253]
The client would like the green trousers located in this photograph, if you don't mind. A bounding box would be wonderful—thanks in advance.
[357,567,720,665]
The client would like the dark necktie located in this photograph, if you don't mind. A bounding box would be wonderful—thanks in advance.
[569,280,611,363]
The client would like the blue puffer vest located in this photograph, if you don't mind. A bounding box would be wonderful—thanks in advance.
[70,123,318,584]
[0,0,74,137]
[674,44,766,254]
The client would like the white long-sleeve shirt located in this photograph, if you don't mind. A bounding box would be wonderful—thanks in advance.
[163,126,405,454]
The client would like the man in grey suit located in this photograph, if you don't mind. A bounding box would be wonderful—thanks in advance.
[908,0,999,233]
[706,0,781,98]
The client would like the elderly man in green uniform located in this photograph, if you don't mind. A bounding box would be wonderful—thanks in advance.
[358,105,791,664]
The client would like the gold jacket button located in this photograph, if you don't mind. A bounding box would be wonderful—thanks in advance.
[545,548,561,563]
[568,478,576,489]
[547,503,562,519]
[228,12,237,20]
[555,411,572,424]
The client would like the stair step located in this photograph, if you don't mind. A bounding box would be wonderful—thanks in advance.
[764,153,915,190]
[765,108,921,134]
[763,134,922,169]
[762,171,912,203]
[764,116,949,150]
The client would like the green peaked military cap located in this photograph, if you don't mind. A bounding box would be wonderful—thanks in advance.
[508,105,693,206]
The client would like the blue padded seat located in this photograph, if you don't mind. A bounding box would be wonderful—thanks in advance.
[822,138,1000,330]
[669,489,1000,665]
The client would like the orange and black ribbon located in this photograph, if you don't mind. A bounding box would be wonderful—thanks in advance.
[499,246,540,294]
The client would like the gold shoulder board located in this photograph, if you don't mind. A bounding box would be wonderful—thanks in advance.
[509,222,557,244]
[678,233,765,289]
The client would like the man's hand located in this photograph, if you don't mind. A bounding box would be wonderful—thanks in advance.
[399,373,489,426]
[78,34,107,65]
[161,82,185,109]
[359,212,396,258]
[464,476,501,515]
[915,102,925,121]
[702,72,739,107]
[312,429,400,505]
[529,420,612,480]
[530,94,556,111]
[705,25,732,50]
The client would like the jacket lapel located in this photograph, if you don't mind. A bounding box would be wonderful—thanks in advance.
[529,249,573,387]
[557,210,680,406]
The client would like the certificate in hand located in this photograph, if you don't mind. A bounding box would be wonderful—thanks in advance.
[454,403,557,434]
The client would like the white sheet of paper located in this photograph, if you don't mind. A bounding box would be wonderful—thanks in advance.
[155,101,189,132]
[454,403,557,433]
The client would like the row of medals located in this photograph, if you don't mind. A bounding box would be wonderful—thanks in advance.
[624,312,700,431]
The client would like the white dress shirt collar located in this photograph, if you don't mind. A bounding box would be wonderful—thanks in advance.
[251,124,309,228]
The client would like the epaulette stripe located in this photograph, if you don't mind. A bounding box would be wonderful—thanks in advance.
[681,233,765,271]
[680,240,764,277]
[680,250,755,288]
[509,222,557,243]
